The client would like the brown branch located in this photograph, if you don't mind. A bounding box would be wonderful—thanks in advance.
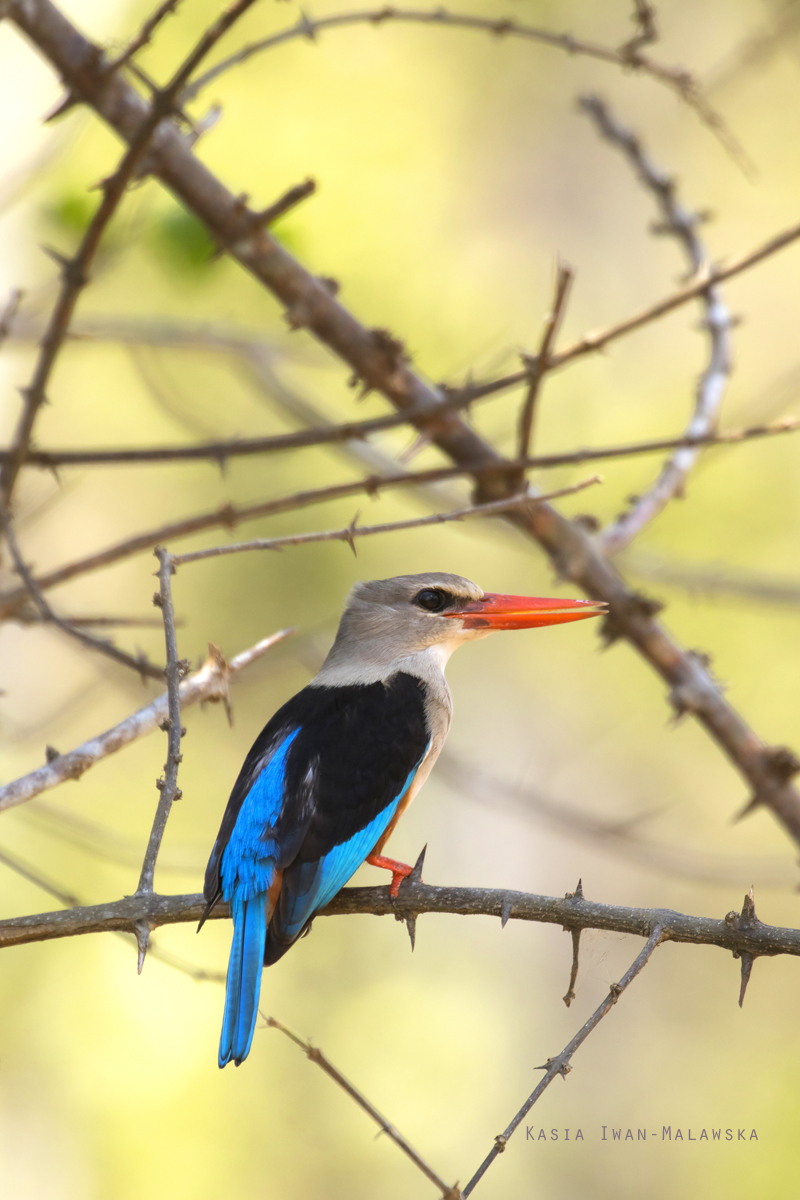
[181,5,741,165]
[169,477,603,567]
[106,0,183,74]
[461,926,665,1196]
[580,94,733,555]
[0,0,260,508]
[135,550,184,914]
[263,1015,460,1198]
[0,415,795,625]
[8,0,800,851]
[516,263,573,463]
[0,497,164,679]
[0,630,292,813]
[1,881,795,960]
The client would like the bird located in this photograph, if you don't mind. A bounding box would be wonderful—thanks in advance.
[202,572,605,1066]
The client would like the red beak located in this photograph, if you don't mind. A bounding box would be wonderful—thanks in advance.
[444,593,607,631]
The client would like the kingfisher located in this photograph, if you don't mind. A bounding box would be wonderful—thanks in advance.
[203,572,604,1066]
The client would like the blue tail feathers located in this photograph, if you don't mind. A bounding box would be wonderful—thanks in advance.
[219,892,268,1067]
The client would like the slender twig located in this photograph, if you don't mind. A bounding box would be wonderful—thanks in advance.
[136,549,184,912]
[106,0,183,74]
[517,263,573,463]
[263,1015,460,1198]
[0,631,292,813]
[461,927,664,1196]
[0,882,791,960]
[1,416,795,626]
[181,5,742,167]
[0,498,163,679]
[169,477,603,567]
[580,95,733,555]
[0,0,261,508]
[620,0,657,60]
[463,216,800,405]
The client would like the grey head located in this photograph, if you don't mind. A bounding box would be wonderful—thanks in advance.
[311,572,487,687]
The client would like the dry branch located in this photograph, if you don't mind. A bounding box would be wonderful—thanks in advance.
[0,416,795,625]
[0,630,292,813]
[580,94,733,555]
[181,4,741,164]
[462,927,664,1196]
[169,478,602,567]
[264,1016,460,1198]
[1,880,796,960]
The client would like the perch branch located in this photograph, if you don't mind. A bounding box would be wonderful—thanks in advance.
[517,263,573,463]
[0,882,794,960]
[0,630,292,813]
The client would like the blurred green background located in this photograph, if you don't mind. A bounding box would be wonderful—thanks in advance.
[1,1,800,1197]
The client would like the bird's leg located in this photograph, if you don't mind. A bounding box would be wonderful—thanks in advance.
[366,852,413,899]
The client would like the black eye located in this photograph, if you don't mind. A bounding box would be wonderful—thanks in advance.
[415,588,448,612]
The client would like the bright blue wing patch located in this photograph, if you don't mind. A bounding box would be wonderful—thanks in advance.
[277,756,424,941]
[221,729,300,902]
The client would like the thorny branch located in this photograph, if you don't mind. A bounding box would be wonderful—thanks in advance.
[0,0,261,508]
[580,94,733,555]
[135,549,185,911]
[516,262,573,465]
[181,5,745,167]
[168,478,603,567]
[0,880,790,963]
[0,497,164,679]
[0,416,796,624]
[262,1015,461,1199]
[461,926,665,1196]
[0,630,292,813]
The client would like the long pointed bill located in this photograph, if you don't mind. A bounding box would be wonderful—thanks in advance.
[444,593,608,631]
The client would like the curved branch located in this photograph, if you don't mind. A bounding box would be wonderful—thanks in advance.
[580,95,733,555]
[181,6,743,166]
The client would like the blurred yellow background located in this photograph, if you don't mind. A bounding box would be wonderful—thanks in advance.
[2,1,800,1197]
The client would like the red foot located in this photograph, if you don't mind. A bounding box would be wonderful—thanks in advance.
[366,853,413,898]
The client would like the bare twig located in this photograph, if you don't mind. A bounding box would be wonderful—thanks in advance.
[620,0,658,60]
[461,927,664,1196]
[106,0,183,74]
[181,5,741,165]
[136,549,184,910]
[169,477,603,567]
[0,0,261,508]
[580,95,733,555]
[263,1015,460,1198]
[0,882,792,960]
[0,631,292,813]
[517,263,573,463]
[1,416,795,625]
[0,498,163,679]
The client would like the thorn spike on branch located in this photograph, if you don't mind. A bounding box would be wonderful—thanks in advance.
[134,920,150,973]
